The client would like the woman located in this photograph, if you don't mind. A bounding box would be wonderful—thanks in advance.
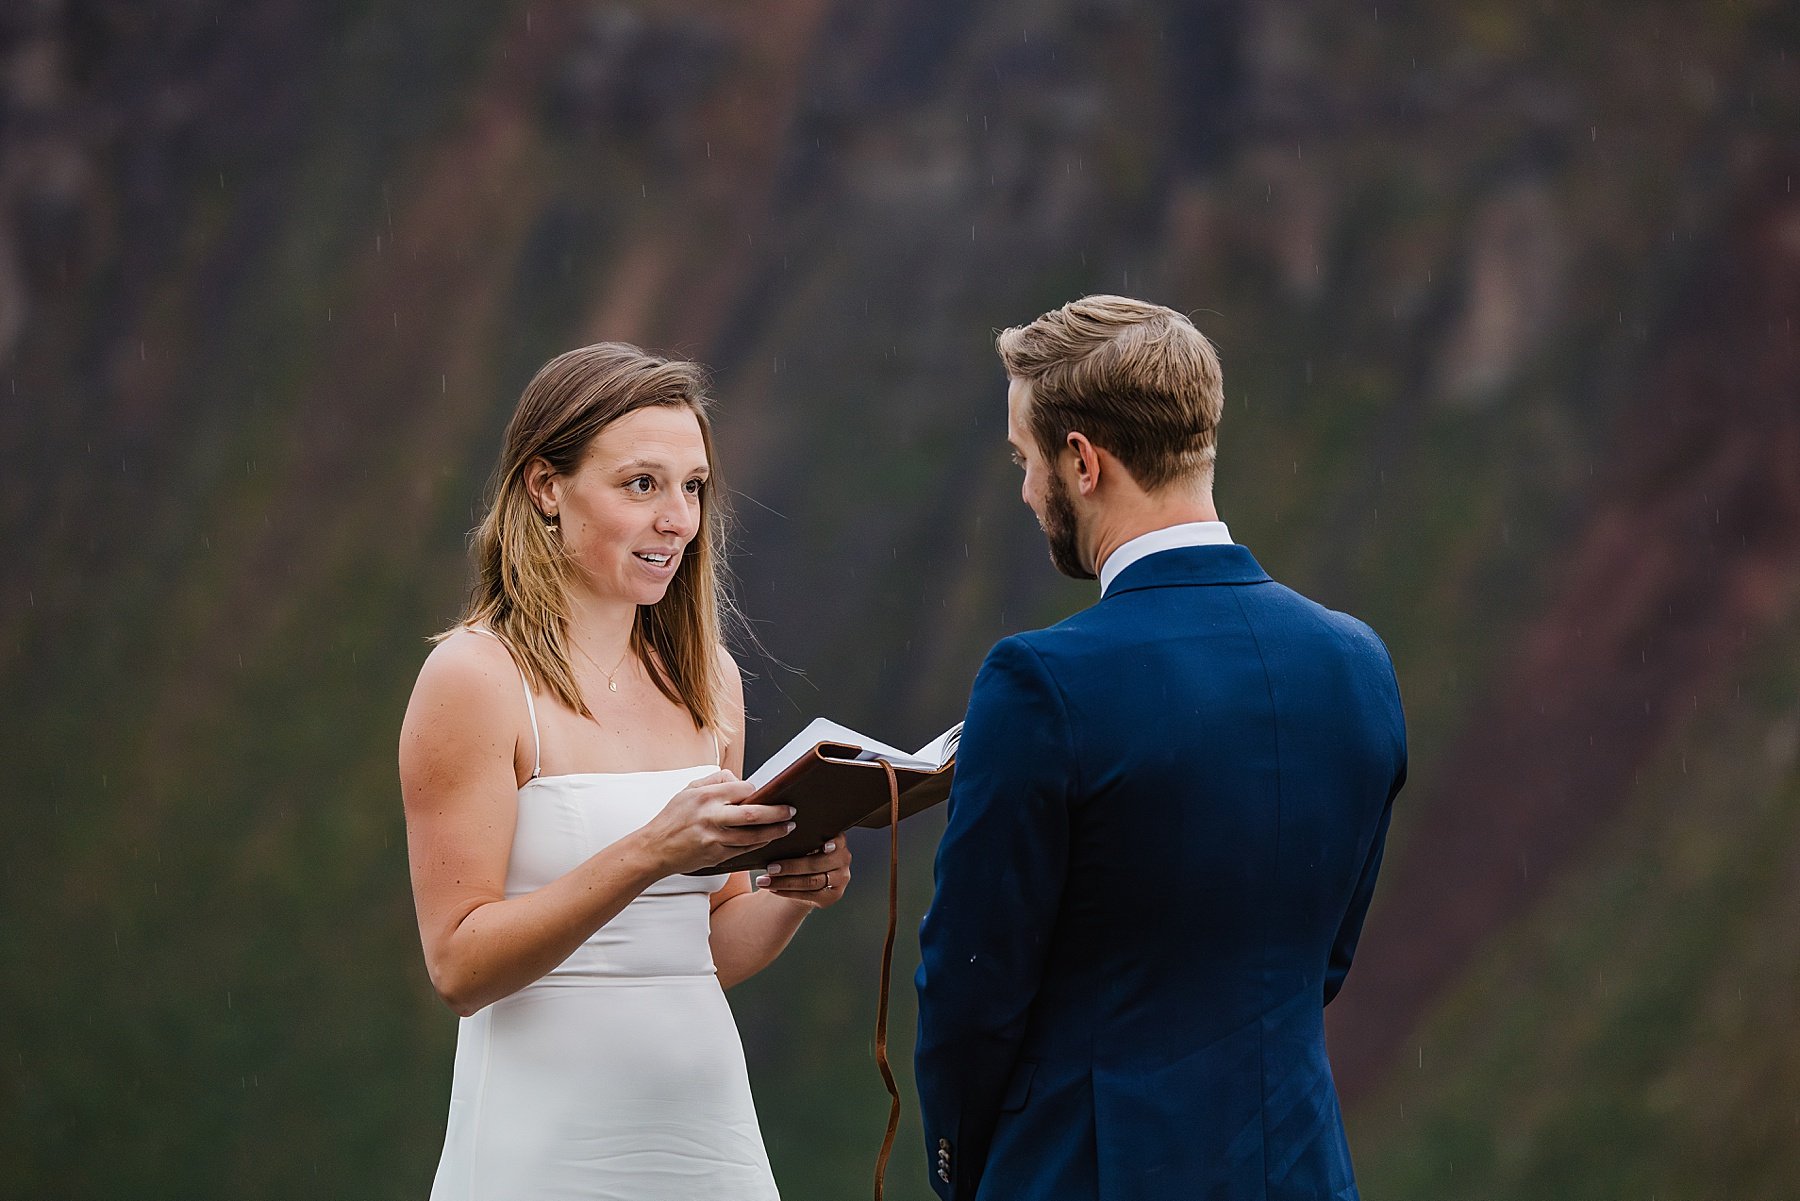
[400,343,850,1199]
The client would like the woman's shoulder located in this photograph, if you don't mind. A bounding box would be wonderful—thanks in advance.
[713,642,745,701]
[401,627,526,778]
[413,626,524,711]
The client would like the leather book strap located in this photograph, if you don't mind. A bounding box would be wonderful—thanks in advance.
[872,759,902,1201]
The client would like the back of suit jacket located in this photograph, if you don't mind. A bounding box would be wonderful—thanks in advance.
[916,544,1406,1201]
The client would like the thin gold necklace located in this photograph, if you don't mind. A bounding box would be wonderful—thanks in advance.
[577,641,633,693]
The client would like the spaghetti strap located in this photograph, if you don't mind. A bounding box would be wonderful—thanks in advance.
[467,626,543,780]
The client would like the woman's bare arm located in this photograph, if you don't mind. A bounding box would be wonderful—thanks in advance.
[401,633,791,1015]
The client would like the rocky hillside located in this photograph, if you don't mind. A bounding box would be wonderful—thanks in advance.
[2,1,1796,1197]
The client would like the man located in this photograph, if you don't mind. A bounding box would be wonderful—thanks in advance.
[915,295,1406,1201]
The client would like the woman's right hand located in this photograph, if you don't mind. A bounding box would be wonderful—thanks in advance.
[637,771,796,876]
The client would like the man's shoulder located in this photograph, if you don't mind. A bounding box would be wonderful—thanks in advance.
[1250,579,1395,663]
[996,608,1103,656]
[976,607,1127,690]
[1011,572,1395,670]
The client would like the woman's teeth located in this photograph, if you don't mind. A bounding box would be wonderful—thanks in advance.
[637,552,672,565]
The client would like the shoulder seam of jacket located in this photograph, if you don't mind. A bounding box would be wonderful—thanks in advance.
[1008,634,1082,803]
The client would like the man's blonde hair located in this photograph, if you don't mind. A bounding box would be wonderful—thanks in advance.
[996,295,1223,490]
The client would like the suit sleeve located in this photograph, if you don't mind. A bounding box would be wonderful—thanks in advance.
[1325,654,1407,1006]
[1323,771,1398,1005]
[915,636,1073,1201]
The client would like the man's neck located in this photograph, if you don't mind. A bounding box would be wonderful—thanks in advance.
[1087,493,1220,579]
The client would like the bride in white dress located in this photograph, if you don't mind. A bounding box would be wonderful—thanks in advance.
[400,344,852,1200]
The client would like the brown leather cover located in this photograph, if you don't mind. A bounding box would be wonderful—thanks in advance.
[691,744,954,875]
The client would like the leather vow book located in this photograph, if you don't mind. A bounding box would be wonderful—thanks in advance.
[691,718,959,875]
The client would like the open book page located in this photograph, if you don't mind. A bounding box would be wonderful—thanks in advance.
[909,723,962,767]
[746,717,963,790]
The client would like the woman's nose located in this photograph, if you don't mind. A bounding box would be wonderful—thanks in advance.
[657,495,700,538]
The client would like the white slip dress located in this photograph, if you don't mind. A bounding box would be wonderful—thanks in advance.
[428,635,779,1200]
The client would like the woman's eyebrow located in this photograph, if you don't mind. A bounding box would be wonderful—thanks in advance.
[614,458,709,474]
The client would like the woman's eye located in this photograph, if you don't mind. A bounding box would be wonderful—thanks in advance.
[626,476,653,494]
[1009,451,1025,469]
[684,478,706,495]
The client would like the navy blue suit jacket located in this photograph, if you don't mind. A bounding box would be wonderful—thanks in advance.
[915,544,1406,1201]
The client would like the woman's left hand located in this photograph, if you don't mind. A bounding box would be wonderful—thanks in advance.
[754,835,852,910]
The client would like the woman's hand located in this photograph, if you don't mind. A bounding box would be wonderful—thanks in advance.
[636,771,797,876]
[753,834,853,910]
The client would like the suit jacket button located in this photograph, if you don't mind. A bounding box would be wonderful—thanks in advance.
[938,1139,950,1151]
[938,1168,951,1183]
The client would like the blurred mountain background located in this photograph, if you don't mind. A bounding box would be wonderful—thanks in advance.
[2,0,1798,1197]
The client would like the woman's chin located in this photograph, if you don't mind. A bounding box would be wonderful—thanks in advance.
[626,575,678,607]
[571,574,676,609]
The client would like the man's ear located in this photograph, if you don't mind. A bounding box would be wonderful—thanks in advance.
[1066,432,1103,497]
[523,457,560,518]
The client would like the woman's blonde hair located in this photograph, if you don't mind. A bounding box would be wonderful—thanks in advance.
[443,342,738,735]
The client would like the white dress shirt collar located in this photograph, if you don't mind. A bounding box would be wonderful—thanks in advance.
[1098,521,1234,596]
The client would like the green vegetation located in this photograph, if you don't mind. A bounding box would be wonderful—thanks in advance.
[1355,625,1800,1201]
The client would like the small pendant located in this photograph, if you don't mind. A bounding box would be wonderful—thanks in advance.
[609,680,618,692]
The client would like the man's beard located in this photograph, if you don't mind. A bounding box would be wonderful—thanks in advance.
[1042,470,1096,580]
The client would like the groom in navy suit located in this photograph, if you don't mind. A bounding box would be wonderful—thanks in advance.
[916,296,1407,1201]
